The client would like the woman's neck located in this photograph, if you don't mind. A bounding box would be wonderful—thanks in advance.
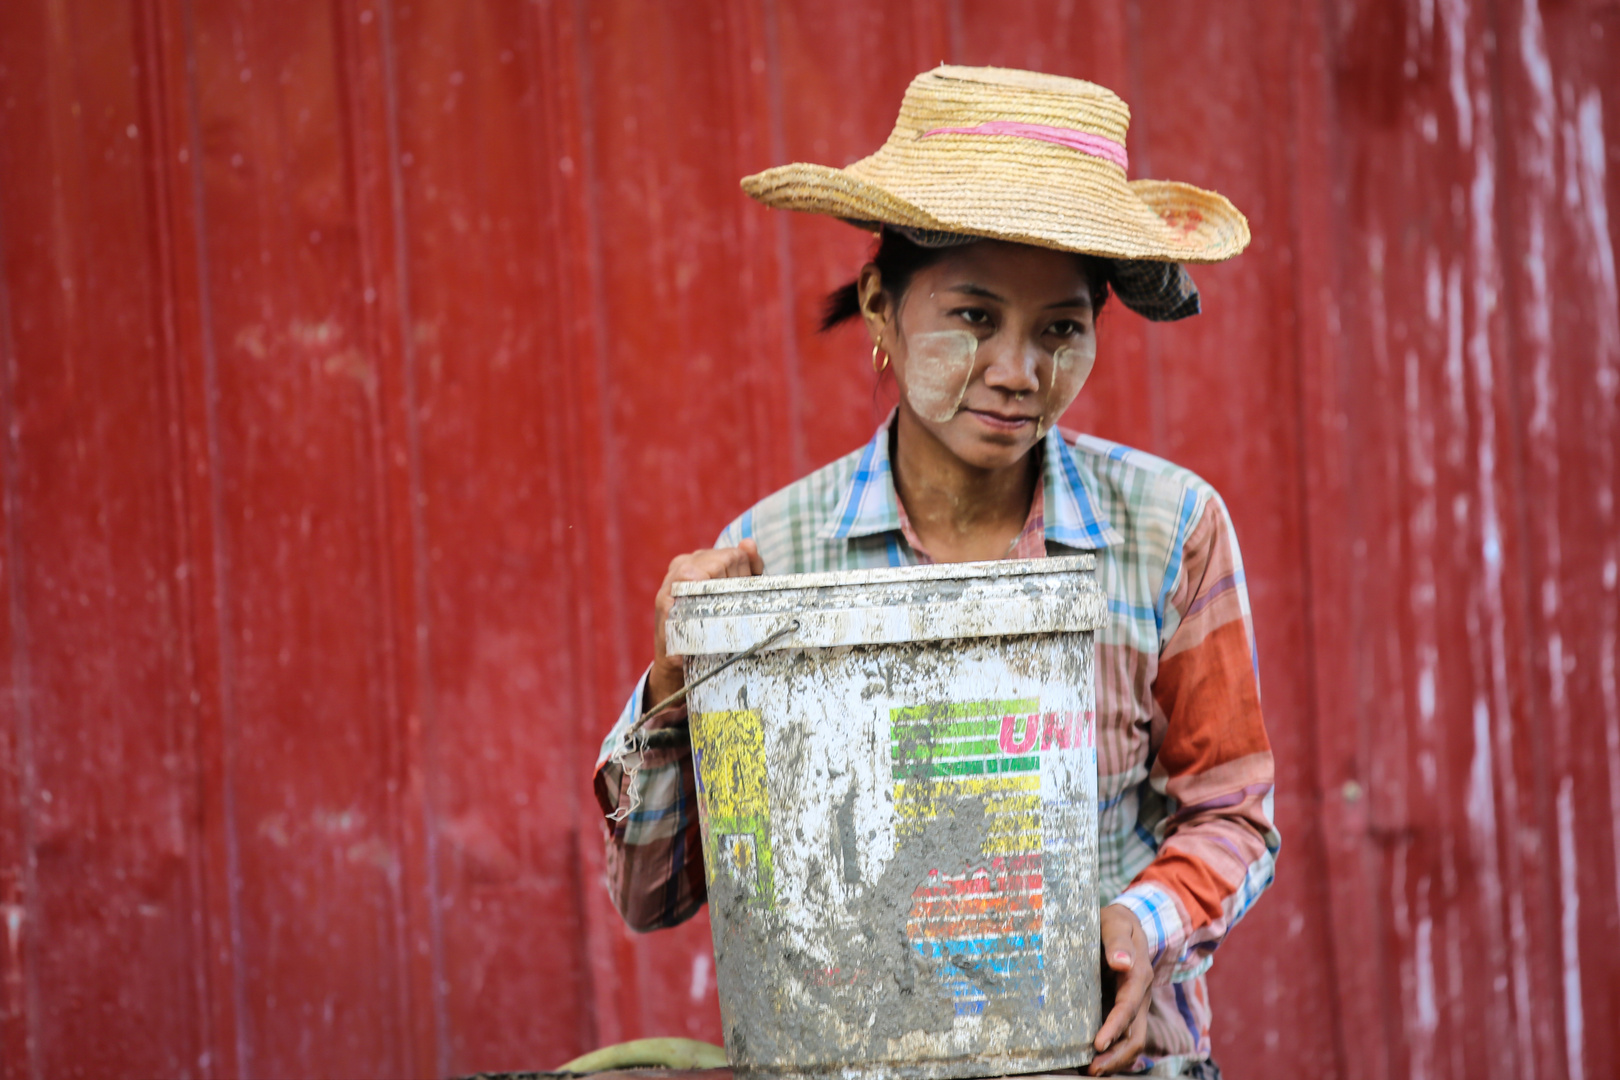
[891,408,1038,563]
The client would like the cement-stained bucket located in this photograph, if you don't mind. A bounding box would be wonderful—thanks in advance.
[666,556,1107,1080]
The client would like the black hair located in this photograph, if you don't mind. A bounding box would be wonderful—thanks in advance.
[819,227,1111,332]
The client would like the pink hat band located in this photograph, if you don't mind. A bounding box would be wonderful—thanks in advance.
[919,121,1129,173]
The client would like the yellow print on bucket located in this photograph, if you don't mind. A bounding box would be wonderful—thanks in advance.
[691,709,775,906]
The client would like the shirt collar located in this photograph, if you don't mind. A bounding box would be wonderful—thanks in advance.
[817,413,1121,549]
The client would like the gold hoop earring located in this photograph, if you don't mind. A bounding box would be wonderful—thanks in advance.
[872,339,889,373]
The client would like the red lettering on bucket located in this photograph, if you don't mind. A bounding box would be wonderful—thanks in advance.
[1040,712,1069,750]
[999,714,1039,754]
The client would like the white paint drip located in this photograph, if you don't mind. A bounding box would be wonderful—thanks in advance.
[1440,0,1473,148]
[1575,95,1619,393]
[1405,348,1437,489]
[1459,65,1539,1067]
[1415,914,1438,1035]
[1425,251,1443,324]
[1392,854,1419,1077]
[1561,103,1583,211]
[1413,870,1438,1080]
[1556,777,1585,1080]
[1403,333,1439,764]
[1444,264,1466,468]
[1513,19,1571,879]
[1418,667,1436,726]
[1548,632,1566,710]
[1519,3,1556,163]
[1568,88,1620,1008]
[2,904,21,958]
[690,950,712,1004]
[1605,618,1620,964]
[1467,697,1498,852]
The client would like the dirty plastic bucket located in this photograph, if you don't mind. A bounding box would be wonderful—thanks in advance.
[666,556,1107,1080]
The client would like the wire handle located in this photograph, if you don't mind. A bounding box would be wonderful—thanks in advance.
[606,617,800,824]
[632,617,801,731]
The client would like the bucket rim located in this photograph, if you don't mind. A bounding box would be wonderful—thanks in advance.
[670,553,1096,598]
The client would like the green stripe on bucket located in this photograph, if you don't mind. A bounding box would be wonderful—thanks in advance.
[892,755,1040,781]
[892,737,1004,761]
[891,719,1001,742]
[890,700,1037,724]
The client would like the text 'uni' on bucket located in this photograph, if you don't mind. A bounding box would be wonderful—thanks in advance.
[665,555,1108,1080]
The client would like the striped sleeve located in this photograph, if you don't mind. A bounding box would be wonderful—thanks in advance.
[593,672,707,932]
[1112,492,1280,983]
[592,519,755,932]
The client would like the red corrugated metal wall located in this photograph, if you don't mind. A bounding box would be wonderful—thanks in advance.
[0,1,1614,1077]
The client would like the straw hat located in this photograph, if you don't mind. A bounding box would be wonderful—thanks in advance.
[742,65,1249,280]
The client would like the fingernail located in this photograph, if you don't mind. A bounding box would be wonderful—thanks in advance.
[1113,951,1131,964]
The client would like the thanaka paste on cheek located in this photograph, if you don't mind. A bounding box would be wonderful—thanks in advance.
[899,330,979,423]
[1035,340,1098,439]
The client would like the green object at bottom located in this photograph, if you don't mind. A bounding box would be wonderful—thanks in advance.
[556,1037,728,1073]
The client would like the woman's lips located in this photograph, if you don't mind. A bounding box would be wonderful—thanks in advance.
[964,408,1038,432]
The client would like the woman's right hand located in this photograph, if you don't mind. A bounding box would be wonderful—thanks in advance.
[647,539,764,707]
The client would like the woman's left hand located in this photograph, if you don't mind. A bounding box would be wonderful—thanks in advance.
[1087,904,1153,1075]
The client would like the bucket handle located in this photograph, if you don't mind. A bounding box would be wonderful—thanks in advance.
[606,618,800,824]
[632,617,801,731]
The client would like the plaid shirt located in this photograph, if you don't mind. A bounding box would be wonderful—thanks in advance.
[594,417,1278,1075]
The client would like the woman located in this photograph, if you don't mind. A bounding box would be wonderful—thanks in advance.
[594,66,1277,1079]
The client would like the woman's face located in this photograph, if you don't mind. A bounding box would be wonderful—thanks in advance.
[862,240,1099,472]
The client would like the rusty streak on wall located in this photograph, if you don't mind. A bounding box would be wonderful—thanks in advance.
[0,1,1615,1078]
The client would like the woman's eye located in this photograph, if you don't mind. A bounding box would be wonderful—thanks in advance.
[1048,319,1086,337]
[953,307,990,326]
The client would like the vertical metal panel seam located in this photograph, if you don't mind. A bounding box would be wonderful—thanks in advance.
[568,0,630,710]
[1481,1,1577,1073]
[373,0,452,1071]
[759,0,806,480]
[1323,0,1394,1067]
[325,0,433,1071]
[565,0,646,1030]
[1451,3,1546,1067]
[176,0,252,1069]
[520,0,615,1049]
[0,106,42,1080]
[727,0,787,500]
[1281,0,1356,1073]
[130,0,217,1068]
[1120,0,1166,455]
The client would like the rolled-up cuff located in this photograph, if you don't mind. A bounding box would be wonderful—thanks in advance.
[1110,882,1186,973]
[593,668,691,822]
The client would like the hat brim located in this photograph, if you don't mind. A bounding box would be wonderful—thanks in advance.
[742,156,1249,265]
